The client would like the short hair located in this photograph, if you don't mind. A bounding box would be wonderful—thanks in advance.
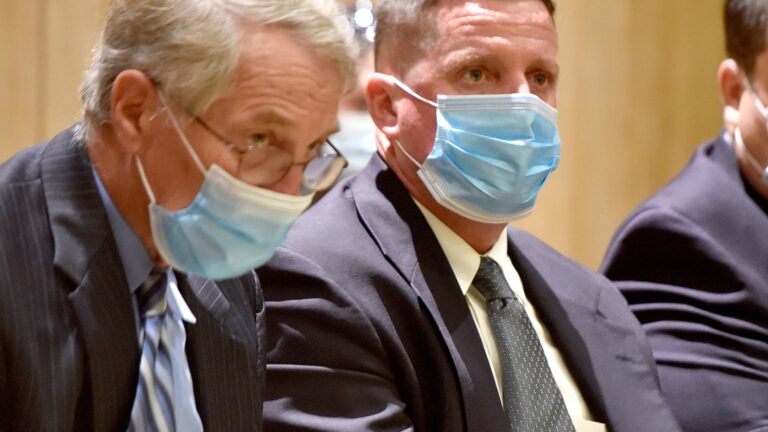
[374,0,556,73]
[724,0,768,80]
[80,0,358,128]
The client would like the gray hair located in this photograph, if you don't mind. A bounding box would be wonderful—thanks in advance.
[374,0,556,73]
[80,0,358,129]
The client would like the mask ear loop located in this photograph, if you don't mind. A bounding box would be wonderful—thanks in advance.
[135,92,210,205]
[135,156,157,204]
[734,128,768,185]
[373,73,438,169]
[394,140,423,169]
[156,92,208,176]
[373,72,438,108]
[745,80,768,123]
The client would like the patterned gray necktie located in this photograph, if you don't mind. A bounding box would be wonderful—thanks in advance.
[129,268,175,432]
[472,257,576,432]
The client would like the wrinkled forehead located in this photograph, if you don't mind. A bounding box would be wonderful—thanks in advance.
[377,0,556,73]
[430,0,555,36]
[205,26,343,150]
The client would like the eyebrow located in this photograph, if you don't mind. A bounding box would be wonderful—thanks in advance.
[252,110,295,128]
[440,50,559,77]
[438,50,493,75]
[537,58,560,76]
[253,110,341,144]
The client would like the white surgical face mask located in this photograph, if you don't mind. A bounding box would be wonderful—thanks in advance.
[136,101,314,280]
[737,82,768,186]
[734,128,768,186]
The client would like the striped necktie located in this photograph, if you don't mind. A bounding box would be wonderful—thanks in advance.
[129,268,176,432]
[473,256,576,431]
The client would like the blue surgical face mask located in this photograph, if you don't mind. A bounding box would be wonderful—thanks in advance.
[380,74,560,223]
[136,104,314,280]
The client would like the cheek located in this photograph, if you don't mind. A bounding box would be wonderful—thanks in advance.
[398,104,438,162]
[144,128,211,210]
[739,101,765,139]
[547,92,558,109]
[264,165,303,196]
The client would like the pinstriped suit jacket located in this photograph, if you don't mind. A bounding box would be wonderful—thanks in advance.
[0,128,266,431]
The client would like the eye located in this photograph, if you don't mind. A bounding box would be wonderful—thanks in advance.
[247,133,270,149]
[464,68,487,83]
[531,73,549,87]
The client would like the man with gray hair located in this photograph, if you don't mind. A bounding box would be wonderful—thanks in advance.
[0,0,355,430]
[259,0,681,431]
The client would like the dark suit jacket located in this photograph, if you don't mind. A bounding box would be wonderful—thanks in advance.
[601,134,768,432]
[258,154,681,431]
[0,128,266,431]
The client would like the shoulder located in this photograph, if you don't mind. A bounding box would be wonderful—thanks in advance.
[0,143,46,188]
[281,176,387,271]
[0,127,83,199]
[509,229,638,323]
[258,244,394,374]
[0,140,56,257]
[601,138,752,283]
[615,137,740,234]
[510,228,616,295]
[259,244,382,321]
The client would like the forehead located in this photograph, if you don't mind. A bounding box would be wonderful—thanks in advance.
[435,0,556,40]
[412,0,557,74]
[212,26,343,135]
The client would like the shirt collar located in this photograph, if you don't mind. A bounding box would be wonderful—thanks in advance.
[413,199,508,296]
[166,269,197,324]
[92,168,153,294]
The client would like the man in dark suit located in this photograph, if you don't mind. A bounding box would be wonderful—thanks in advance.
[258,0,681,430]
[0,0,355,430]
[601,1,768,431]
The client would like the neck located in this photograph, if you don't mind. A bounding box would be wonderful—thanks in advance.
[87,126,163,266]
[422,198,507,254]
[379,146,506,254]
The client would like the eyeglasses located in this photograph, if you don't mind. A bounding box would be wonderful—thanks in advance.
[195,117,348,192]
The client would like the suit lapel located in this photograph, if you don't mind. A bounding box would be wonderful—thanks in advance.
[179,273,264,430]
[508,230,677,430]
[42,128,140,431]
[184,274,231,324]
[352,156,508,432]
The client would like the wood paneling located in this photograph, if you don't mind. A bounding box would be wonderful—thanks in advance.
[515,0,724,268]
[44,0,107,137]
[0,0,726,269]
[0,0,104,162]
[0,0,45,158]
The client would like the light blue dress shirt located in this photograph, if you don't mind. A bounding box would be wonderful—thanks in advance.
[92,169,203,431]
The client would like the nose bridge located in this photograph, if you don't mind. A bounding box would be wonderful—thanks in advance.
[508,72,531,95]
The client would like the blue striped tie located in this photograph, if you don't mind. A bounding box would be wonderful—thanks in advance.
[129,268,176,432]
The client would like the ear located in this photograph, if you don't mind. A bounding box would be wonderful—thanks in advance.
[365,73,401,144]
[718,59,745,131]
[110,69,162,155]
